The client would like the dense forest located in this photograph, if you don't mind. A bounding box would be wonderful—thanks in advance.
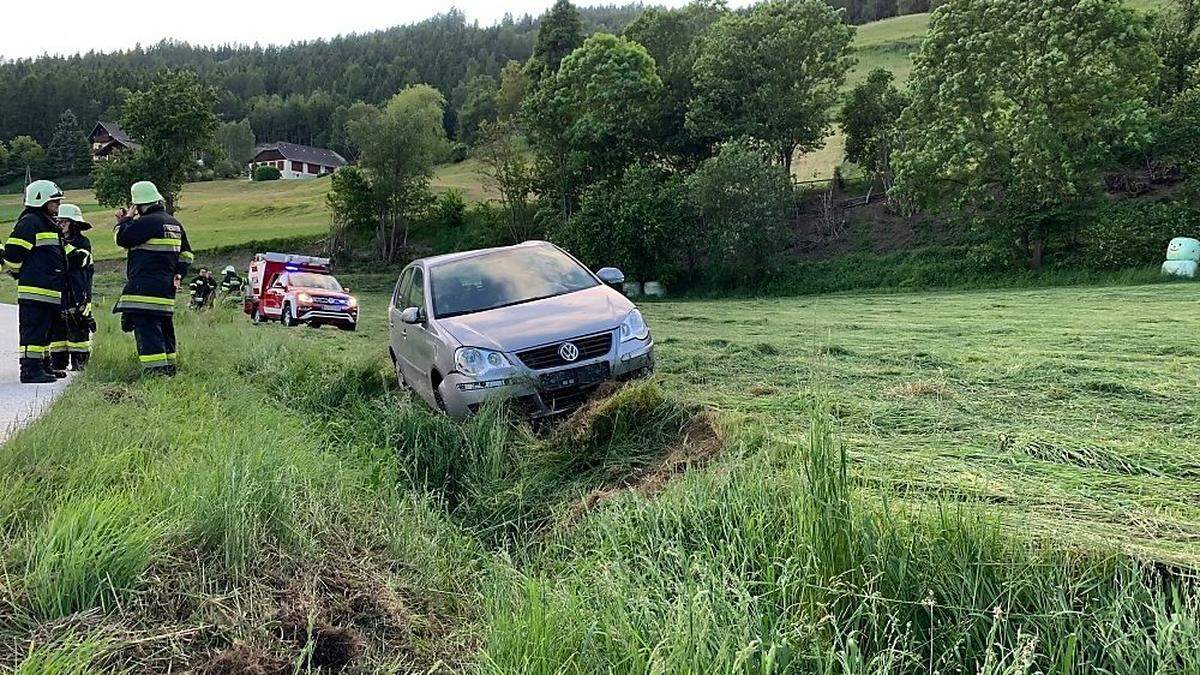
[0,0,935,152]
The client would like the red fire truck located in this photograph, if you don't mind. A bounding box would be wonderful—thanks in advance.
[244,252,359,330]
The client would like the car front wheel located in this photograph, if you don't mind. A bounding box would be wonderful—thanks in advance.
[281,303,295,327]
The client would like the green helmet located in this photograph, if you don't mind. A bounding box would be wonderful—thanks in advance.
[24,179,64,208]
[130,180,165,205]
[58,203,92,230]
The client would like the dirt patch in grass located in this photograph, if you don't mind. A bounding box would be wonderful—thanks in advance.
[197,644,289,675]
[7,547,459,674]
[560,412,725,527]
[266,550,453,671]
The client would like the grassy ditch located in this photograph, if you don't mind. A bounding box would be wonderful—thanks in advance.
[1,291,1197,672]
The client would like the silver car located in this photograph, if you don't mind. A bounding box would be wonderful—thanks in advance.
[387,241,655,419]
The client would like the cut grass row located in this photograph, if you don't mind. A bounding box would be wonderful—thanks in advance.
[1,278,1197,671]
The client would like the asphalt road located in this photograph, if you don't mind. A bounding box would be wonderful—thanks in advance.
[0,303,70,445]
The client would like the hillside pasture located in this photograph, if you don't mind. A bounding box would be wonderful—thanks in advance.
[0,162,500,261]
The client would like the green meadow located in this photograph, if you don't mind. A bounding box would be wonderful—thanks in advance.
[1,274,1196,671]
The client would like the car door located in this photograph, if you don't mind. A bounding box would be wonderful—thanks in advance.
[262,273,286,317]
[403,267,438,403]
[389,268,413,374]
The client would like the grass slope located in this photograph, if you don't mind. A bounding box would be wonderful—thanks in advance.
[0,162,498,262]
[1,278,1197,671]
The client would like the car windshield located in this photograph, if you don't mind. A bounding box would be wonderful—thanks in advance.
[289,273,342,291]
[431,246,599,318]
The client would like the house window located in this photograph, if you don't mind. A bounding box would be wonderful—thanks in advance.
[307,163,319,174]
[275,161,283,169]
[291,161,303,172]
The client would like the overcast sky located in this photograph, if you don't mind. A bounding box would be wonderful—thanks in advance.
[2,0,751,61]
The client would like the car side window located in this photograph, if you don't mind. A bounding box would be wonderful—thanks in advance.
[409,268,425,311]
[270,273,285,289]
[392,270,410,309]
[396,269,413,309]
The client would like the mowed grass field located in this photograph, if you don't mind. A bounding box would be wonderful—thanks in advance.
[2,275,1198,670]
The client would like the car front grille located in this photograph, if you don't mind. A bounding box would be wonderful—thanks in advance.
[516,332,613,370]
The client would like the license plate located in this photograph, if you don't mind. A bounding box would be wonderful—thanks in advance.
[539,362,610,390]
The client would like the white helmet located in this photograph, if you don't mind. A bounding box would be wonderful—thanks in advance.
[223,265,236,274]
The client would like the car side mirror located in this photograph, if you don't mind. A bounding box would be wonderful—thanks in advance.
[597,267,625,286]
[400,306,423,324]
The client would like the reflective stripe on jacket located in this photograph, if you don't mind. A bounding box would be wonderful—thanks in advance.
[4,208,66,305]
[114,205,193,314]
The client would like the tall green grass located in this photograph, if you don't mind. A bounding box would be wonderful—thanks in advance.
[2,298,1197,672]
[479,411,1200,673]
[12,638,114,675]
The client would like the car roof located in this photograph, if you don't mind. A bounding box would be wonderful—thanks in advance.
[410,240,555,269]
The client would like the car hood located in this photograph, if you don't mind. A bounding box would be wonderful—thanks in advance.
[293,286,349,298]
[436,285,633,352]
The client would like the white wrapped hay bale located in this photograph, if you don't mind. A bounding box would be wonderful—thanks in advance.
[1162,260,1198,279]
[1166,237,1200,263]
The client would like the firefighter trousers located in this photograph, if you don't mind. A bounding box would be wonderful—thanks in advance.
[17,301,56,366]
[129,312,177,372]
[49,311,70,370]
[67,314,92,370]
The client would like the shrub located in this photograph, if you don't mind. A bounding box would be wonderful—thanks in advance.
[253,165,282,181]
[554,163,691,283]
[1080,200,1200,270]
[687,140,794,285]
[448,141,470,163]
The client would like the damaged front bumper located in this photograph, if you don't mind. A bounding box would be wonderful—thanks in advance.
[440,335,655,419]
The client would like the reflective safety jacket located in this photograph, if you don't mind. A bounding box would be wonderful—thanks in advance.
[3,207,66,305]
[219,271,244,294]
[114,204,193,314]
[64,232,95,311]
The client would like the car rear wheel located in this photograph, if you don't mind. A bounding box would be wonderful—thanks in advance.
[281,303,295,327]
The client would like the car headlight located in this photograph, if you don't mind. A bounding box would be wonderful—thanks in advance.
[348,296,358,308]
[454,347,512,378]
[297,292,312,304]
[619,309,650,342]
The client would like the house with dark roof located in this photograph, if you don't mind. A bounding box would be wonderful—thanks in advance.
[89,121,141,160]
[249,142,346,179]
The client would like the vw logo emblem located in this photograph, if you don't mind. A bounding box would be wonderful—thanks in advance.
[558,342,580,362]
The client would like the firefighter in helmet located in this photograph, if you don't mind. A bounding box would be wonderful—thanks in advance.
[57,204,96,371]
[113,181,193,376]
[219,265,244,296]
[4,180,67,384]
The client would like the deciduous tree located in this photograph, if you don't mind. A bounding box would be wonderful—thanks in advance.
[838,68,906,189]
[7,136,46,180]
[892,0,1159,268]
[524,33,662,220]
[94,70,219,212]
[346,85,448,262]
[456,74,499,146]
[476,120,537,243]
[624,0,728,169]
[214,119,256,173]
[689,0,854,175]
